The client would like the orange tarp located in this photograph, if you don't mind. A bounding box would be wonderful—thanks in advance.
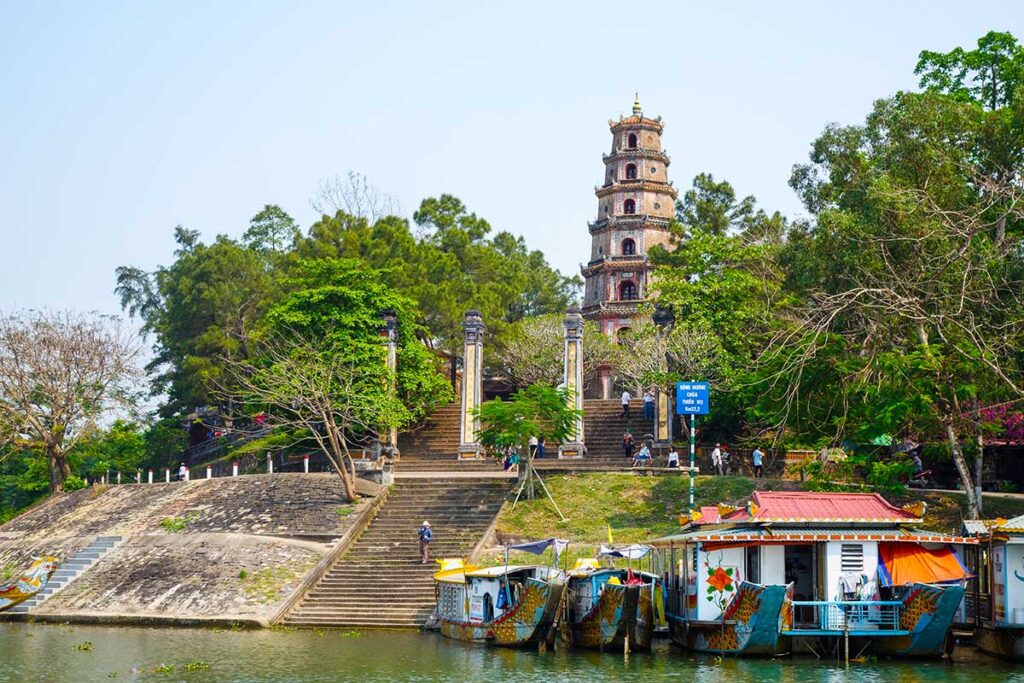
[877,542,971,587]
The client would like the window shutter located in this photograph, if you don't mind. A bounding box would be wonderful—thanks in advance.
[840,544,864,572]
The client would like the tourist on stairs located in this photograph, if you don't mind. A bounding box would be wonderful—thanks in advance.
[621,390,632,418]
[418,521,433,564]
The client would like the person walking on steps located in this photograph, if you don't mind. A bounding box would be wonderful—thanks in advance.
[621,390,632,418]
[418,521,433,564]
[643,389,655,420]
[622,429,635,459]
[752,446,764,478]
[711,443,723,476]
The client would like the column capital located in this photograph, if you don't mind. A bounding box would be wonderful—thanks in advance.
[462,309,485,343]
[562,308,584,340]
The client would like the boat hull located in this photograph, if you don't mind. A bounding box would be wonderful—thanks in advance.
[670,582,791,656]
[569,582,656,652]
[976,622,1024,660]
[439,577,566,648]
[869,583,964,658]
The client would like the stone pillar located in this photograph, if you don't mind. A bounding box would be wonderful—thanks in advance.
[380,309,400,458]
[559,309,586,458]
[598,364,613,400]
[458,309,485,460]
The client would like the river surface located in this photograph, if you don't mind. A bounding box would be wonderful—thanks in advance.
[1,623,1022,683]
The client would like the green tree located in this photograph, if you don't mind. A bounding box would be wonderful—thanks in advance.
[776,83,1024,517]
[226,259,452,501]
[916,31,1024,110]
[476,384,579,503]
[69,420,147,481]
[117,227,279,415]
[243,204,300,253]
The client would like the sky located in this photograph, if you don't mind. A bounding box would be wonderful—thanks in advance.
[1,1,1021,317]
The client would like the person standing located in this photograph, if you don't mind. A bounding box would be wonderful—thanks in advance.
[667,446,680,469]
[711,443,723,476]
[621,390,632,418]
[418,521,433,564]
[643,389,655,420]
[536,437,546,460]
[722,446,732,476]
[177,462,187,481]
[752,446,764,478]
[622,429,635,459]
[528,435,538,459]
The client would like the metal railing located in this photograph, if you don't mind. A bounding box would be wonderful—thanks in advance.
[788,600,903,632]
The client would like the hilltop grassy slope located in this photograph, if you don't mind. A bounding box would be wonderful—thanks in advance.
[495,473,1024,548]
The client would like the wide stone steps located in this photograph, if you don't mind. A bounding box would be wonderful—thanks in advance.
[283,477,508,629]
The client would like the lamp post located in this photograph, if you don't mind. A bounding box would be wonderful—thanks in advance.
[379,308,399,457]
[652,304,675,450]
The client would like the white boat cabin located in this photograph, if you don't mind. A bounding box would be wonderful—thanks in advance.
[435,563,559,624]
[654,492,974,627]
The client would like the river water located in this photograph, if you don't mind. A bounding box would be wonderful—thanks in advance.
[1,623,1022,682]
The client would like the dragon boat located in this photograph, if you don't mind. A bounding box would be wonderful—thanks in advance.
[432,538,568,648]
[564,557,661,652]
[0,556,60,612]
[653,492,973,658]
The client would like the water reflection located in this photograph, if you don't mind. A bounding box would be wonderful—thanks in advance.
[1,624,1023,683]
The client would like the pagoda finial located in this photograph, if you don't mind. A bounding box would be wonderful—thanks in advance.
[632,92,642,115]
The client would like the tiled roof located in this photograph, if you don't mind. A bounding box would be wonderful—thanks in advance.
[720,491,919,524]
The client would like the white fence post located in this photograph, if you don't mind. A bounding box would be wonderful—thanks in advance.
[232,461,239,477]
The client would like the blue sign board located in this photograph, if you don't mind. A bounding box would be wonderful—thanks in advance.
[675,381,710,415]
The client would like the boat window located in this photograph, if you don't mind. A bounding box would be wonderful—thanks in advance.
[744,546,761,584]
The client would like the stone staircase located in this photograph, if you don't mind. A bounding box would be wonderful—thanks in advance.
[8,536,122,614]
[397,403,501,472]
[283,477,509,628]
[396,399,671,472]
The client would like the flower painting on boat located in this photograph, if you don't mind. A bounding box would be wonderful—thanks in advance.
[704,552,736,613]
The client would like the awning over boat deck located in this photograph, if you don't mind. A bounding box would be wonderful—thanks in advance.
[877,542,972,587]
[651,527,979,549]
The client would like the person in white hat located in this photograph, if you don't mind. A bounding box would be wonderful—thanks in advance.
[418,521,433,564]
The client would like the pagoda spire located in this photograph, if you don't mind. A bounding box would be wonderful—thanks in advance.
[632,93,642,115]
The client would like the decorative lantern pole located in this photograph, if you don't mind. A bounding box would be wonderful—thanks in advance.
[652,304,676,448]
[559,309,585,459]
[458,310,485,460]
[379,308,400,458]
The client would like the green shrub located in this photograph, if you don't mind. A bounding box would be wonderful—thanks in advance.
[63,475,87,492]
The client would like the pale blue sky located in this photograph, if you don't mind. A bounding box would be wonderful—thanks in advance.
[1,1,1021,315]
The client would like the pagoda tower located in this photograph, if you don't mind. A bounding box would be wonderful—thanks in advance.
[581,96,676,338]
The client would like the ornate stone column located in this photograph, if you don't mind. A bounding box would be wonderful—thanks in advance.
[458,309,485,460]
[559,309,586,458]
[380,309,399,458]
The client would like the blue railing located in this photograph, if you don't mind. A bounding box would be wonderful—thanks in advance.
[787,600,903,633]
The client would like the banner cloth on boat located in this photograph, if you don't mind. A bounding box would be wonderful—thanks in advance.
[598,544,651,559]
[503,538,570,564]
[877,542,972,587]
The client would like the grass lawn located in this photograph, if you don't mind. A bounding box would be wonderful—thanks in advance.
[494,472,1024,556]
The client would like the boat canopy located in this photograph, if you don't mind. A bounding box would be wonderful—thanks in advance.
[598,544,651,559]
[877,542,972,587]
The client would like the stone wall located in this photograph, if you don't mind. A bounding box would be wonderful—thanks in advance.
[0,474,372,625]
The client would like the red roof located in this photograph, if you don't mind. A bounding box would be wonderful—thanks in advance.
[719,492,918,523]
